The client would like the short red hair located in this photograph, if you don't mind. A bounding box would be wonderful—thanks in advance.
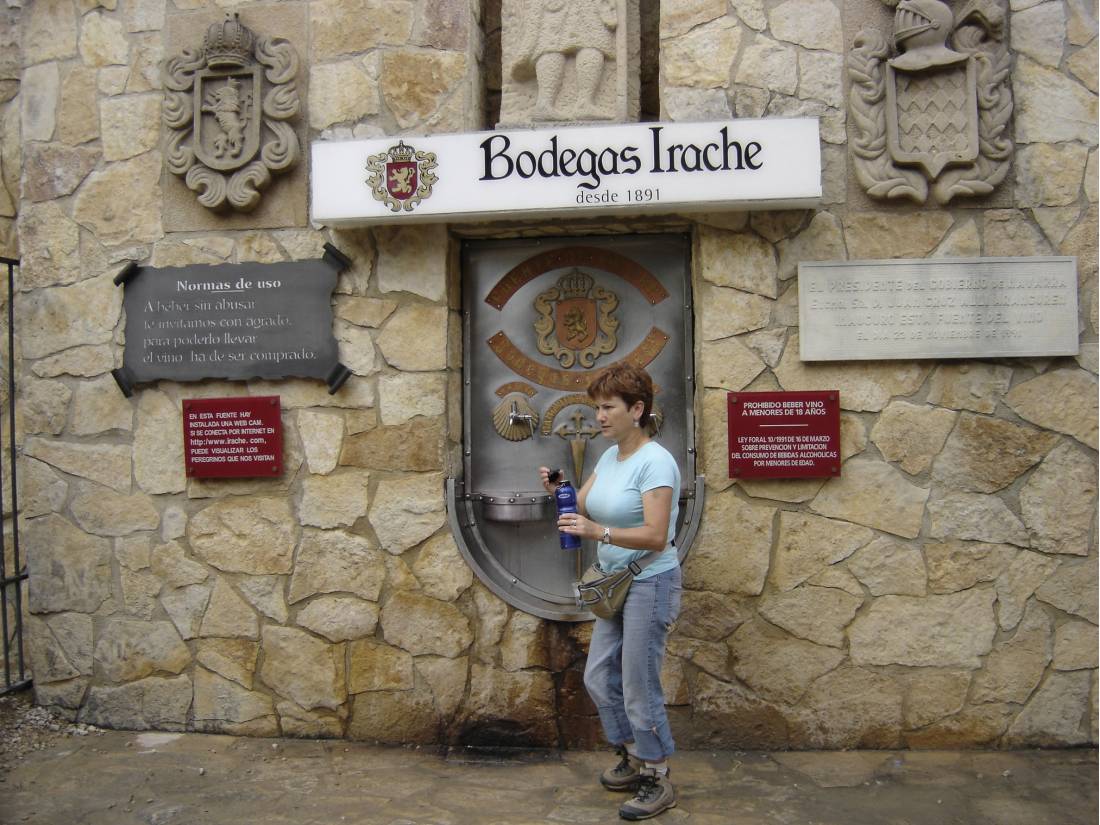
[587,364,654,426]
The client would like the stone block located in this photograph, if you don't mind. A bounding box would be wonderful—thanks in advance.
[27,613,93,683]
[1035,561,1098,623]
[72,152,163,245]
[94,619,190,683]
[769,0,841,50]
[847,536,926,596]
[70,488,159,537]
[1003,670,1092,746]
[20,457,68,518]
[334,296,398,328]
[236,576,289,623]
[926,362,1013,414]
[381,590,473,657]
[676,589,748,641]
[728,620,845,705]
[31,346,115,379]
[288,528,385,604]
[412,532,473,602]
[160,584,211,641]
[378,373,447,425]
[932,413,1058,493]
[299,469,371,528]
[312,0,415,58]
[339,416,444,472]
[735,34,798,94]
[21,0,79,64]
[925,540,1018,594]
[789,667,903,749]
[415,656,468,719]
[189,497,298,574]
[1005,369,1099,450]
[662,18,742,89]
[297,410,344,475]
[23,143,100,202]
[870,401,956,475]
[699,336,767,390]
[1014,57,1098,144]
[347,687,438,744]
[690,672,789,749]
[368,473,446,553]
[1053,622,1099,670]
[849,590,997,668]
[971,603,1052,703]
[193,668,273,725]
[683,489,773,595]
[381,50,468,129]
[79,11,129,66]
[500,612,550,672]
[1020,442,1097,556]
[777,212,844,280]
[151,540,209,589]
[81,675,192,730]
[18,378,72,436]
[99,94,160,161]
[843,212,954,260]
[1015,143,1090,207]
[461,664,558,747]
[260,626,346,710]
[898,669,970,729]
[927,492,1028,546]
[698,285,772,340]
[26,515,112,614]
[21,62,59,142]
[200,579,259,640]
[297,595,380,642]
[18,275,123,360]
[70,375,134,434]
[995,550,1061,631]
[375,224,448,301]
[348,639,413,693]
[810,459,929,538]
[699,226,778,297]
[758,585,863,647]
[376,304,450,371]
[771,511,872,591]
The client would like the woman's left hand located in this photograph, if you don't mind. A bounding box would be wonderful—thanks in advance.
[558,512,597,541]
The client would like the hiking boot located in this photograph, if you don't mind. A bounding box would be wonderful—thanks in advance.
[600,745,643,792]
[618,767,676,820]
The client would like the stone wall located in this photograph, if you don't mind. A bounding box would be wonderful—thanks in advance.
[10,0,1099,749]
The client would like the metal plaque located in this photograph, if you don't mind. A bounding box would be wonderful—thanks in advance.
[449,236,703,621]
[728,391,840,479]
[114,254,350,395]
[183,395,282,478]
[799,257,1079,361]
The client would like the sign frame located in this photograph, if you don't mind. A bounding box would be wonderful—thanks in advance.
[311,118,822,226]
[728,391,842,479]
[183,395,284,479]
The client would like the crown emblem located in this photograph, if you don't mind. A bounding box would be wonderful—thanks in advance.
[387,140,416,161]
[204,13,255,69]
[557,269,593,299]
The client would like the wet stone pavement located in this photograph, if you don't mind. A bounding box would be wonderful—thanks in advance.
[0,730,1096,825]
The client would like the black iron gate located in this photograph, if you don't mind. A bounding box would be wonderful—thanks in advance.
[1,256,28,694]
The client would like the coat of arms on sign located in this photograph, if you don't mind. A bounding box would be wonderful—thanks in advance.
[365,141,439,212]
[163,13,301,212]
[534,269,619,369]
[848,0,1012,205]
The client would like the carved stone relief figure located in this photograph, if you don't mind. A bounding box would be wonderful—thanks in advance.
[848,0,1013,204]
[163,13,301,212]
[500,0,639,126]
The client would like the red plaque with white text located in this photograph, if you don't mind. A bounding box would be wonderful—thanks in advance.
[183,396,283,478]
[728,391,840,479]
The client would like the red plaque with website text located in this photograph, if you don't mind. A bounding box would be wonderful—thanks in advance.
[728,391,841,479]
[183,396,283,478]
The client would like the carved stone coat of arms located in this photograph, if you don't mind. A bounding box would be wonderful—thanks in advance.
[848,0,1013,204]
[163,14,301,212]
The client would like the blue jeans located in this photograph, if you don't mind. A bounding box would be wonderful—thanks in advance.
[583,566,682,762]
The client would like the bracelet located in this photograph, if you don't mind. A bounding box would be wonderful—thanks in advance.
[601,526,611,544]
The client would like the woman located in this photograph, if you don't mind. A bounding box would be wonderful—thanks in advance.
[539,363,682,821]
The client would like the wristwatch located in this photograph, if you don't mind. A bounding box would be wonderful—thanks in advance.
[601,526,611,544]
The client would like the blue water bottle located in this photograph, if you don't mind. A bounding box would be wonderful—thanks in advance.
[551,470,583,551]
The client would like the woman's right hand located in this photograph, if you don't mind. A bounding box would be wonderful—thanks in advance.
[538,466,559,494]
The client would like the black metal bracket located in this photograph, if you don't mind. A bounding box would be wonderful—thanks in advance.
[111,367,136,398]
[112,261,142,286]
[326,363,351,394]
[322,243,352,274]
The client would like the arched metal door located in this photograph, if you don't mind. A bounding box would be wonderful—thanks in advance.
[447,235,703,620]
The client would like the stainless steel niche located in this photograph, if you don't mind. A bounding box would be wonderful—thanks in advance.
[447,235,703,621]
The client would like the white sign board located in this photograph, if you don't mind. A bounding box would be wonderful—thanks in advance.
[311,119,821,225]
[799,258,1079,361]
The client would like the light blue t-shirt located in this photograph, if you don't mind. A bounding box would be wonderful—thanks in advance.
[585,440,681,580]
